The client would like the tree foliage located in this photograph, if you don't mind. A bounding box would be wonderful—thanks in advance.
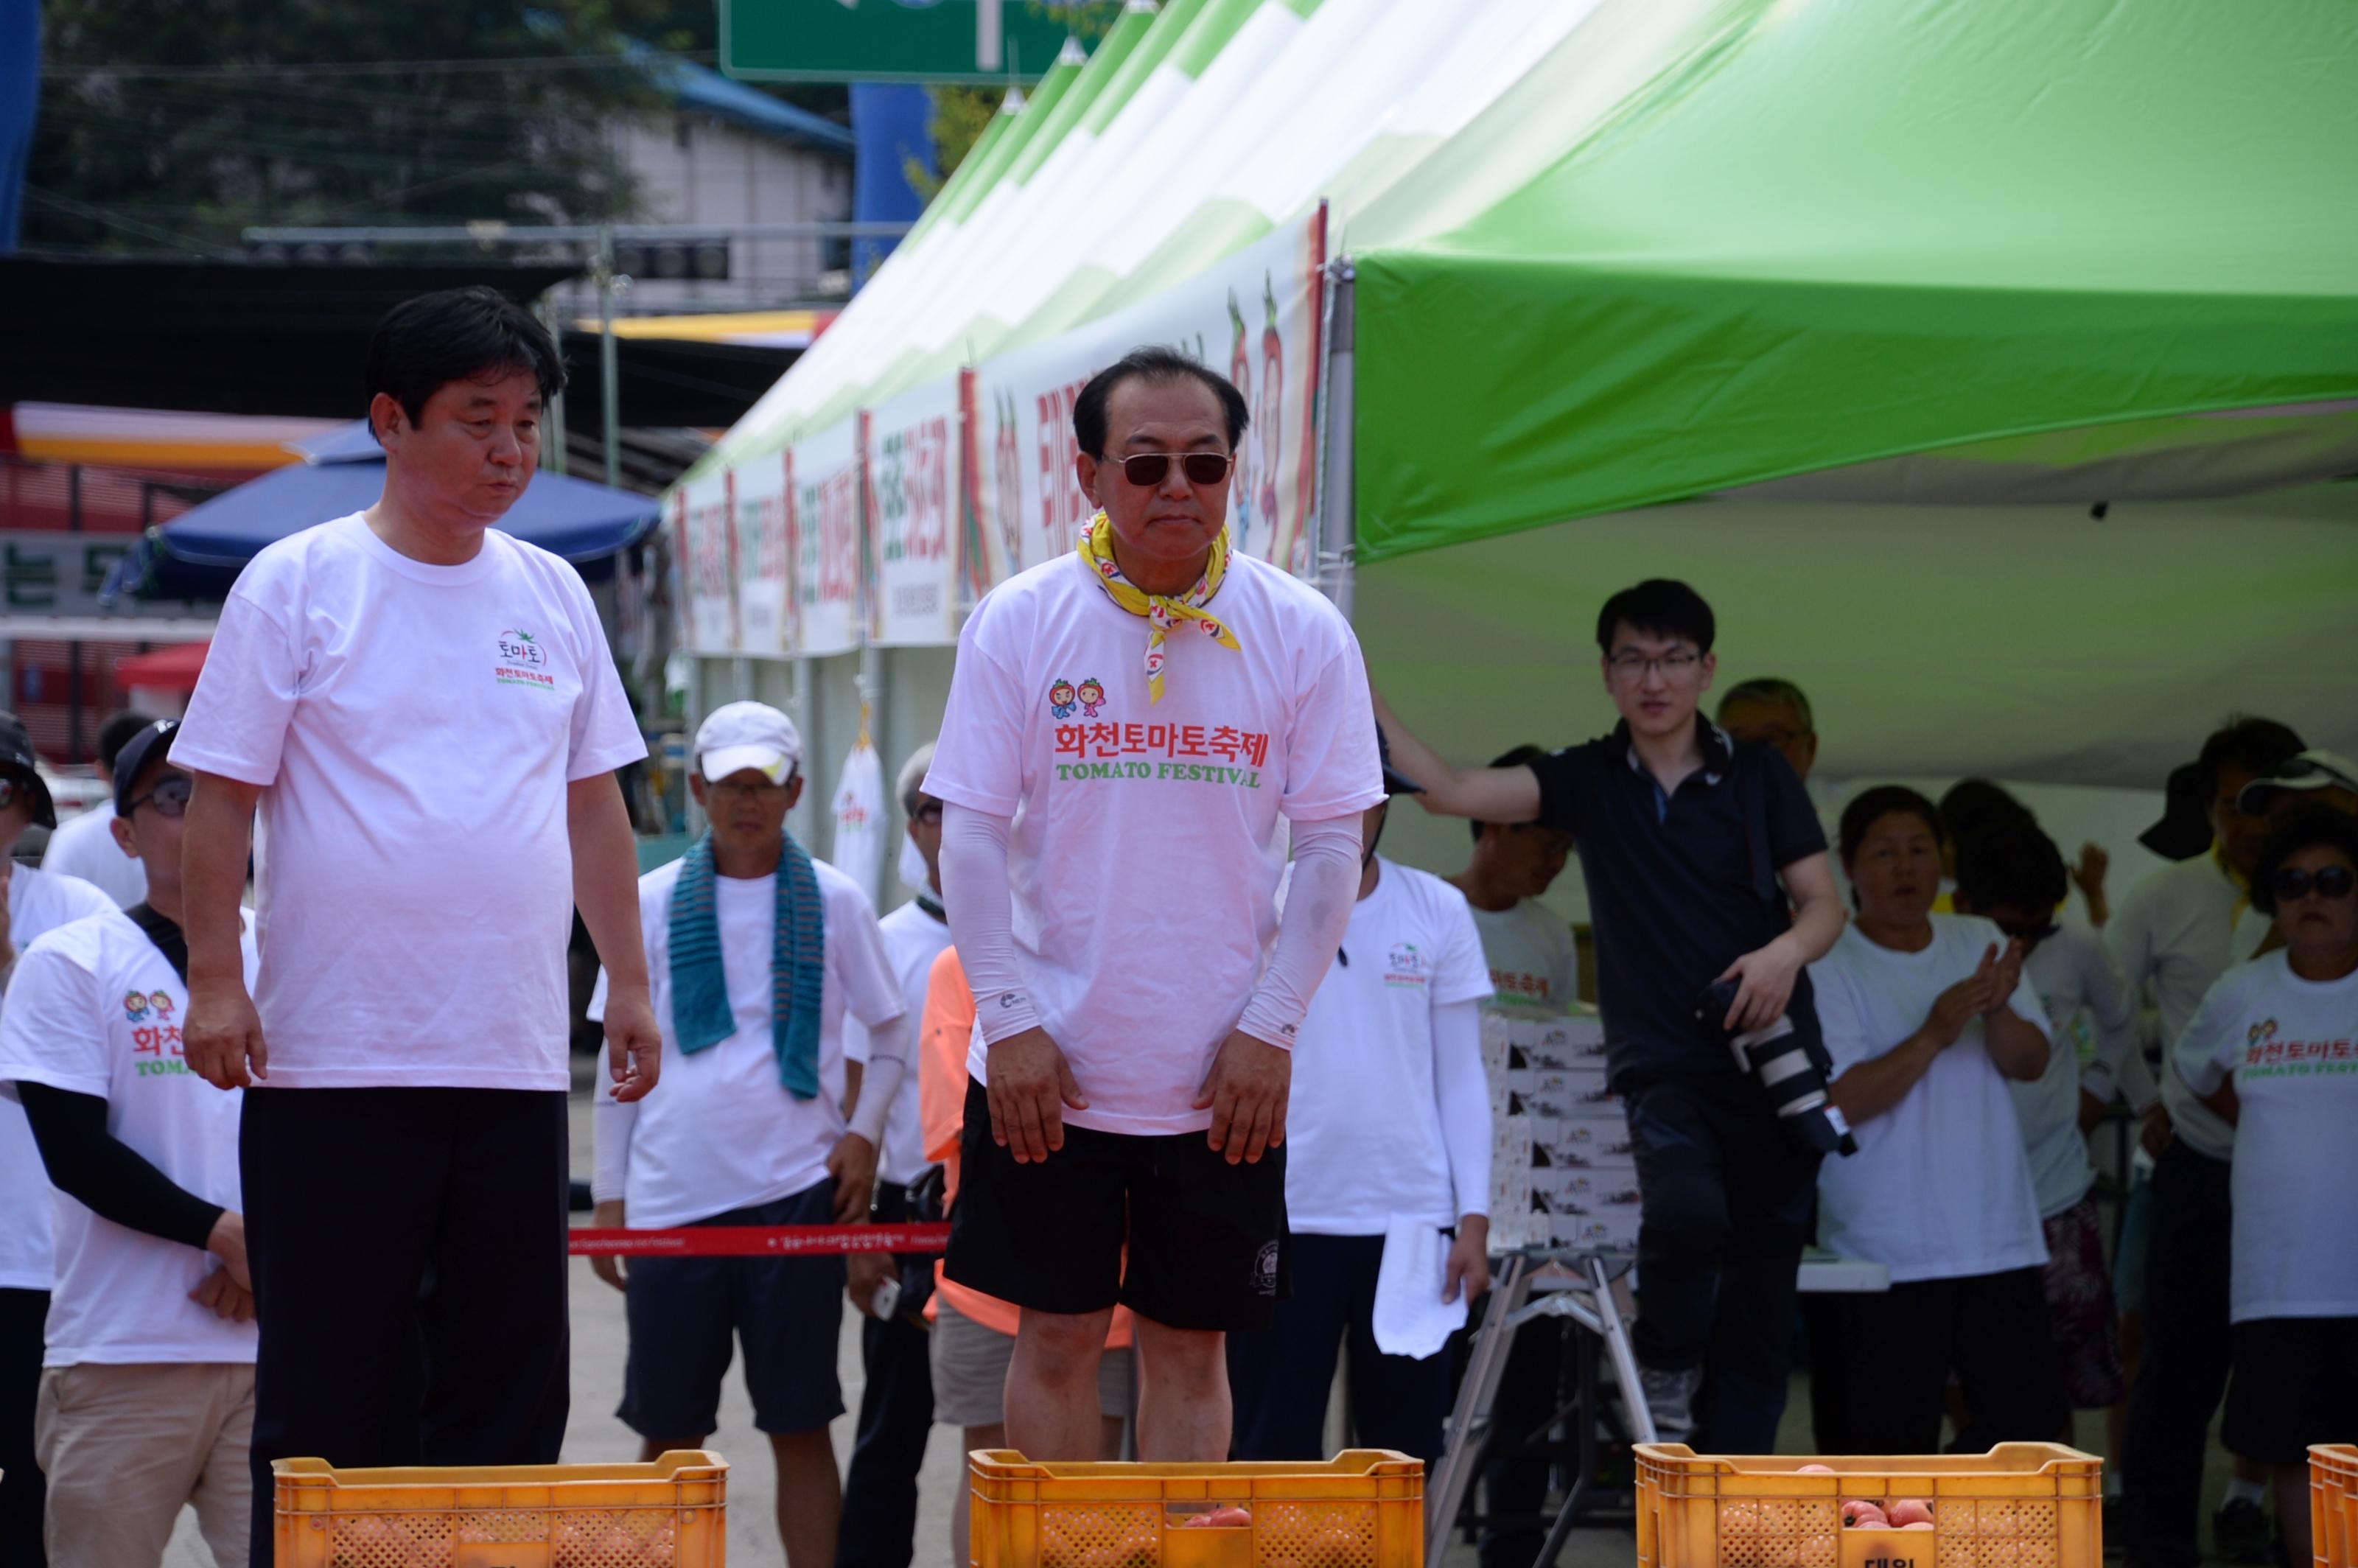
[26,0,688,253]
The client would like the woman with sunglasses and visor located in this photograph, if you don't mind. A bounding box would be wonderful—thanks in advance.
[2173,805,2358,1568]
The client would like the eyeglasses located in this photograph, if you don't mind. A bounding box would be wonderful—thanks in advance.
[1607,650,1703,682]
[1105,452,1234,488]
[707,775,791,800]
[911,802,944,826]
[1994,917,2061,945]
[2273,864,2357,903]
[127,774,192,819]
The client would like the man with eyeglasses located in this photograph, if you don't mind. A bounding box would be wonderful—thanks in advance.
[926,346,1379,1461]
[0,710,120,1565]
[1376,578,1847,1451]
[1,721,260,1567]
[838,741,954,1568]
[590,701,908,1568]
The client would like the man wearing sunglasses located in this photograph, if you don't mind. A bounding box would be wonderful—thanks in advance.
[2174,806,2358,1568]
[0,710,121,1565]
[1,720,262,1567]
[167,287,659,1568]
[926,347,1379,1463]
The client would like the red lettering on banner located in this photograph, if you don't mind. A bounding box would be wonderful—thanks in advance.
[1034,377,1093,551]
[907,416,951,562]
[818,468,858,608]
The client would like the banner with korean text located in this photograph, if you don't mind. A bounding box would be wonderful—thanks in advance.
[732,450,792,657]
[963,208,1327,590]
[788,417,863,657]
[677,470,736,654]
[862,378,959,646]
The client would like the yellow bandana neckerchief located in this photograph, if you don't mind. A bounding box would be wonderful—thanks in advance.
[1077,511,1242,704]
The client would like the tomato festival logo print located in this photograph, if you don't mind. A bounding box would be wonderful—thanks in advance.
[1383,942,1430,990]
[1048,678,1078,720]
[123,990,151,1023]
[1075,676,1105,718]
[495,629,557,691]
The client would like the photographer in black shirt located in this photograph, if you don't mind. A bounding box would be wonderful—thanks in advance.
[1375,580,1846,1449]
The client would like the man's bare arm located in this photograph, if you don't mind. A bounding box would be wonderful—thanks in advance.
[181,772,265,1090]
[1372,688,1543,823]
[569,773,660,1102]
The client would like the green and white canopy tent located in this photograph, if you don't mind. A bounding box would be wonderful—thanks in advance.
[681,0,2357,900]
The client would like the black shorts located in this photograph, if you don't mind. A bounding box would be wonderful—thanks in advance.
[944,1078,1289,1332]
[2223,1315,2358,1464]
[618,1180,846,1440]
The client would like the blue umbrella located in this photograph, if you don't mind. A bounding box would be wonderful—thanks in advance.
[105,421,662,602]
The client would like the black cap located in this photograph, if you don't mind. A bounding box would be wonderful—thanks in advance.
[113,718,182,819]
[1376,710,1423,797]
[0,712,57,830]
[2138,760,2214,862]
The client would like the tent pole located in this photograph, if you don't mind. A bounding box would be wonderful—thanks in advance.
[598,226,623,491]
[538,293,569,477]
[1315,262,1357,620]
[790,655,816,848]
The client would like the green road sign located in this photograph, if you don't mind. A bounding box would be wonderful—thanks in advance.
[721,0,1085,83]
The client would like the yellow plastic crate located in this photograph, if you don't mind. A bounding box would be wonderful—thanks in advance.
[2315,1444,2358,1568]
[1634,1443,2102,1568]
[272,1450,727,1568]
[966,1449,1422,1568]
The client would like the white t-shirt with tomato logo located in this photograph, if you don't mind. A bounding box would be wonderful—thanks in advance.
[0,907,262,1365]
[1284,858,1495,1233]
[172,514,647,1091]
[2179,951,2358,1323]
[925,548,1382,1135]
[0,867,123,1291]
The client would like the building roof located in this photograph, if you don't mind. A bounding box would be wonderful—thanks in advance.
[629,43,856,158]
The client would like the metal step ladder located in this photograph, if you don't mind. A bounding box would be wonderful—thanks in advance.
[1424,1250,1657,1568]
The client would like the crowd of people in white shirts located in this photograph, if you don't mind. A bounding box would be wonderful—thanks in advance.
[0,690,2353,1568]
[0,306,2349,1568]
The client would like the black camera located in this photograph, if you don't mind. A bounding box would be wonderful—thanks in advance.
[1695,979,1856,1156]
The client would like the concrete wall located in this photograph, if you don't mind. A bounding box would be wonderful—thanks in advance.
[607,113,853,309]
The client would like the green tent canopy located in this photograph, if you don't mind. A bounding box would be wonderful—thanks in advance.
[1351,0,2358,564]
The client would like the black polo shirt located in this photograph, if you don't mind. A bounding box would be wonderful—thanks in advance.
[1527,718,1827,1087]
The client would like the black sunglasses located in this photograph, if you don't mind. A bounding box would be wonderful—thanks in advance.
[127,774,192,819]
[1107,451,1234,488]
[2274,864,2357,903]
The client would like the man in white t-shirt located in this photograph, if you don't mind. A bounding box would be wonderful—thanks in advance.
[590,702,908,1568]
[926,348,1380,1463]
[168,288,660,1568]
[1228,738,1492,1462]
[839,741,954,1568]
[0,710,119,1566]
[1446,743,1580,1007]
[2,720,261,1567]
[2176,808,2358,1568]
[2113,718,2305,1568]
[38,710,156,909]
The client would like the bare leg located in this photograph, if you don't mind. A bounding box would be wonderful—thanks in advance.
[2273,1466,2310,1566]
[1133,1316,1229,1462]
[1006,1308,1115,1460]
[954,1423,1006,1568]
[771,1428,842,1568]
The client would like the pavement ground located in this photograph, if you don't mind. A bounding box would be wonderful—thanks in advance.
[161,1071,2231,1568]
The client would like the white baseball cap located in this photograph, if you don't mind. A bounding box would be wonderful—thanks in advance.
[2239,749,2358,813]
[695,701,802,784]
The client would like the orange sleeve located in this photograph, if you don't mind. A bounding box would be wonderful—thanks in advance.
[920,946,976,1186]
